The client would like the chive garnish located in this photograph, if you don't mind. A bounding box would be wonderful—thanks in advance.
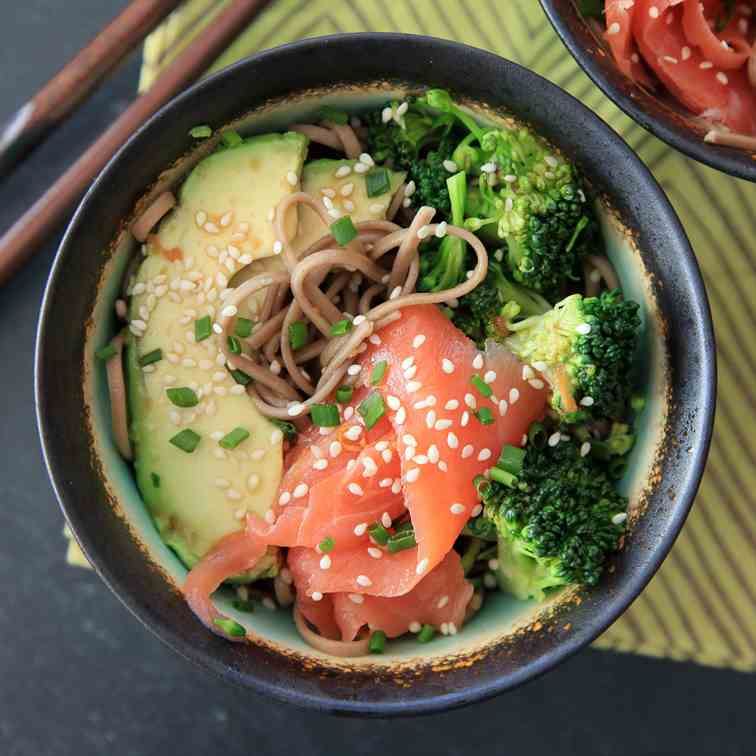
[319,536,335,554]
[387,530,416,553]
[490,467,518,487]
[498,445,525,476]
[330,216,358,246]
[417,624,436,643]
[475,407,494,425]
[220,427,250,450]
[271,419,298,442]
[471,374,493,398]
[139,348,162,366]
[227,335,242,355]
[365,167,391,198]
[151,472,161,488]
[369,630,387,654]
[395,521,414,533]
[96,344,117,361]
[368,522,390,546]
[189,124,212,138]
[335,385,353,404]
[310,403,340,427]
[194,315,212,342]
[318,106,349,125]
[212,617,246,637]
[288,320,309,351]
[221,130,243,148]
[370,360,387,385]
[358,391,385,430]
[234,317,253,338]
[229,368,252,386]
[330,318,353,336]
[473,474,491,497]
[169,429,201,453]
[166,387,199,407]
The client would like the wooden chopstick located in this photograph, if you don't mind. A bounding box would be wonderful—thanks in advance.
[0,0,272,287]
[0,0,185,181]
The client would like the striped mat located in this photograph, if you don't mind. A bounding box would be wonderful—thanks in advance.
[68,0,756,673]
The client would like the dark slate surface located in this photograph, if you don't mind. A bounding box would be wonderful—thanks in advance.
[0,3,752,755]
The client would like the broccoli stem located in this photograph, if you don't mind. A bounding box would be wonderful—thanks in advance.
[447,170,467,226]
[424,89,484,141]
[461,538,483,575]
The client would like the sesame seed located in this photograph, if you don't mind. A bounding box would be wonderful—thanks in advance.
[700,60,714,69]
[343,406,354,421]
[319,554,332,570]
[311,591,323,602]
[480,161,497,173]
[663,55,678,64]
[484,370,497,384]
[580,396,595,407]
[437,595,450,609]
[472,354,484,370]
[414,454,429,465]
[461,411,470,427]
[404,447,414,461]
[580,441,592,458]
[649,5,659,18]
[226,489,242,501]
[447,432,459,449]
[287,402,306,417]
[716,72,728,85]
[379,478,392,488]
[440,623,449,635]
[445,399,459,411]
[441,358,454,374]
[409,621,422,633]
[286,171,298,186]
[385,395,400,411]
[251,449,266,461]
[406,468,420,483]
[405,365,418,380]
[271,429,283,444]
[477,448,492,462]
[391,479,402,494]
[450,503,465,515]
[498,399,509,416]
[612,512,627,525]
[448,622,458,635]
[313,459,329,471]
[464,393,477,409]
[681,46,691,61]
[382,449,393,463]
[195,211,207,226]
[548,431,561,447]
[443,159,458,172]
[356,575,372,587]
[471,504,483,517]
[345,425,362,442]
[348,483,364,496]
[416,558,429,575]
[395,407,406,425]
[529,379,545,390]
[424,410,436,429]
[406,380,422,393]
[292,483,309,499]
[369,334,381,345]
[413,334,426,349]
[347,363,362,376]
[509,388,520,404]
[264,508,276,525]
[435,419,452,431]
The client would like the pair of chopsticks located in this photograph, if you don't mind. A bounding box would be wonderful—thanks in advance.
[0,0,272,286]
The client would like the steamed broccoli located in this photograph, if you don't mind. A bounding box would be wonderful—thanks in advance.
[451,260,551,345]
[479,439,628,600]
[419,171,467,291]
[504,289,640,421]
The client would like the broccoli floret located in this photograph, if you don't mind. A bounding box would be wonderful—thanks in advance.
[606,422,635,456]
[504,289,640,420]
[419,171,467,291]
[451,260,551,346]
[479,439,628,599]
[463,127,596,297]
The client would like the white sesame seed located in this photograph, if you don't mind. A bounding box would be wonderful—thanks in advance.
[447,432,459,449]
[607,20,621,35]
[434,419,452,431]
[291,483,309,499]
[343,406,354,421]
[406,468,420,483]
[335,165,352,178]
[313,459,329,471]
[509,388,520,404]
[529,379,545,390]
[345,425,362,442]
[464,393,477,409]
[391,479,402,494]
[395,407,406,425]
[356,575,372,587]
[405,365,418,380]
[354,162,369,174]
[414,454,429,465]
[699,60,714,69]
[443,159,458,172]
[471,504,483,517]
[477,448,492,462]
[681,46,691,61]
[401,356,415,371]
[580,395,595,407]
[416,558,429,575]
[368,547,383,559]
[483,370,497,384]
[445,399,459,411]
[409,621,422,633]
[448,622,458,635]
[450,503,465,515]
[461,411,470,427]
[440,623,449,635]
[226,489,242,501]
[319,554,332,570]
[359,152,374,167]
[311,591,323,602]
[354,522,368,536]
[348,483,364,496]
[437,595,450,609]
[287,402,306,417]
[286,171,298,186]
[403,433,418,447]
[413,334,426,349]
[379,478,393,489]
[347,363,362,376]
[612,512,627,525]
[381,449,393,464]
[329,441,342,458]
[716,72,728,85]
[472,354,484,370]
[406,381,422,393]
[548,431,561,447]
[441,358,454,374]
[649,6,659,18]
[369,334,382,345]
[580,441,592,458]
[273,240,283,255]
[271,429,283,444]
[480,161,497,173]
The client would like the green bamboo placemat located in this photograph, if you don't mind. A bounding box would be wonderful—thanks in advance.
[67,0,756,674]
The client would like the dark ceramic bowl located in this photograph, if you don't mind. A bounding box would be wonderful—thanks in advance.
[36,33,716,715]
[540,0,756,182]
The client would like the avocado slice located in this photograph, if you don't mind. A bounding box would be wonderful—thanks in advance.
[125,132,308,575]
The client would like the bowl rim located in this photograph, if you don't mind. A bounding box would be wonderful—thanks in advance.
[36,32,717,715]
[538,0,756,183]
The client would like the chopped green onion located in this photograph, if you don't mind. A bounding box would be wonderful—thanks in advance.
[475,407,494,425]
[369,630,387,654]
[528,422,547,448]
[151,472,161,488]
[330,216,358,246]
[212,617,246,637]
[234,317,253,338]
[330,318,353,336]
[232,599,255,613]
[395,521,414,533]
[335,385,353,404]
[368,522,390,546]
[139,348,162,366]
[473,474,491,497]
[498,445,525,476]
[96,344,117,361]
[318,106,349,125]
[227,335,242,355]
[358,391,386,430]
[288,320,309,351]
[417,624,436,643]
[194,315,212,342]
[387,530,416,553]
[471,374,493,398]
[310,403,340,427]
[318,536,335,554]
[189,124,212,138]
[221,130,243,147]
[229,368,252,386]
[370,360,387,385]
[166,387,199,407]
[490,467,518,487]
[272,419,297,442]
[365,167,391,198]
[169,429,201,453]
[220,427,250,450]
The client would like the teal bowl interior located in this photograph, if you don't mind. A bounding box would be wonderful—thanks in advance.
[37,35,714,715]
[85,87,667,662]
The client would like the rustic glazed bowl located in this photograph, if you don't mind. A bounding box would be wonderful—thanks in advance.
[539,0,756,182]
[36,34,715,715]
